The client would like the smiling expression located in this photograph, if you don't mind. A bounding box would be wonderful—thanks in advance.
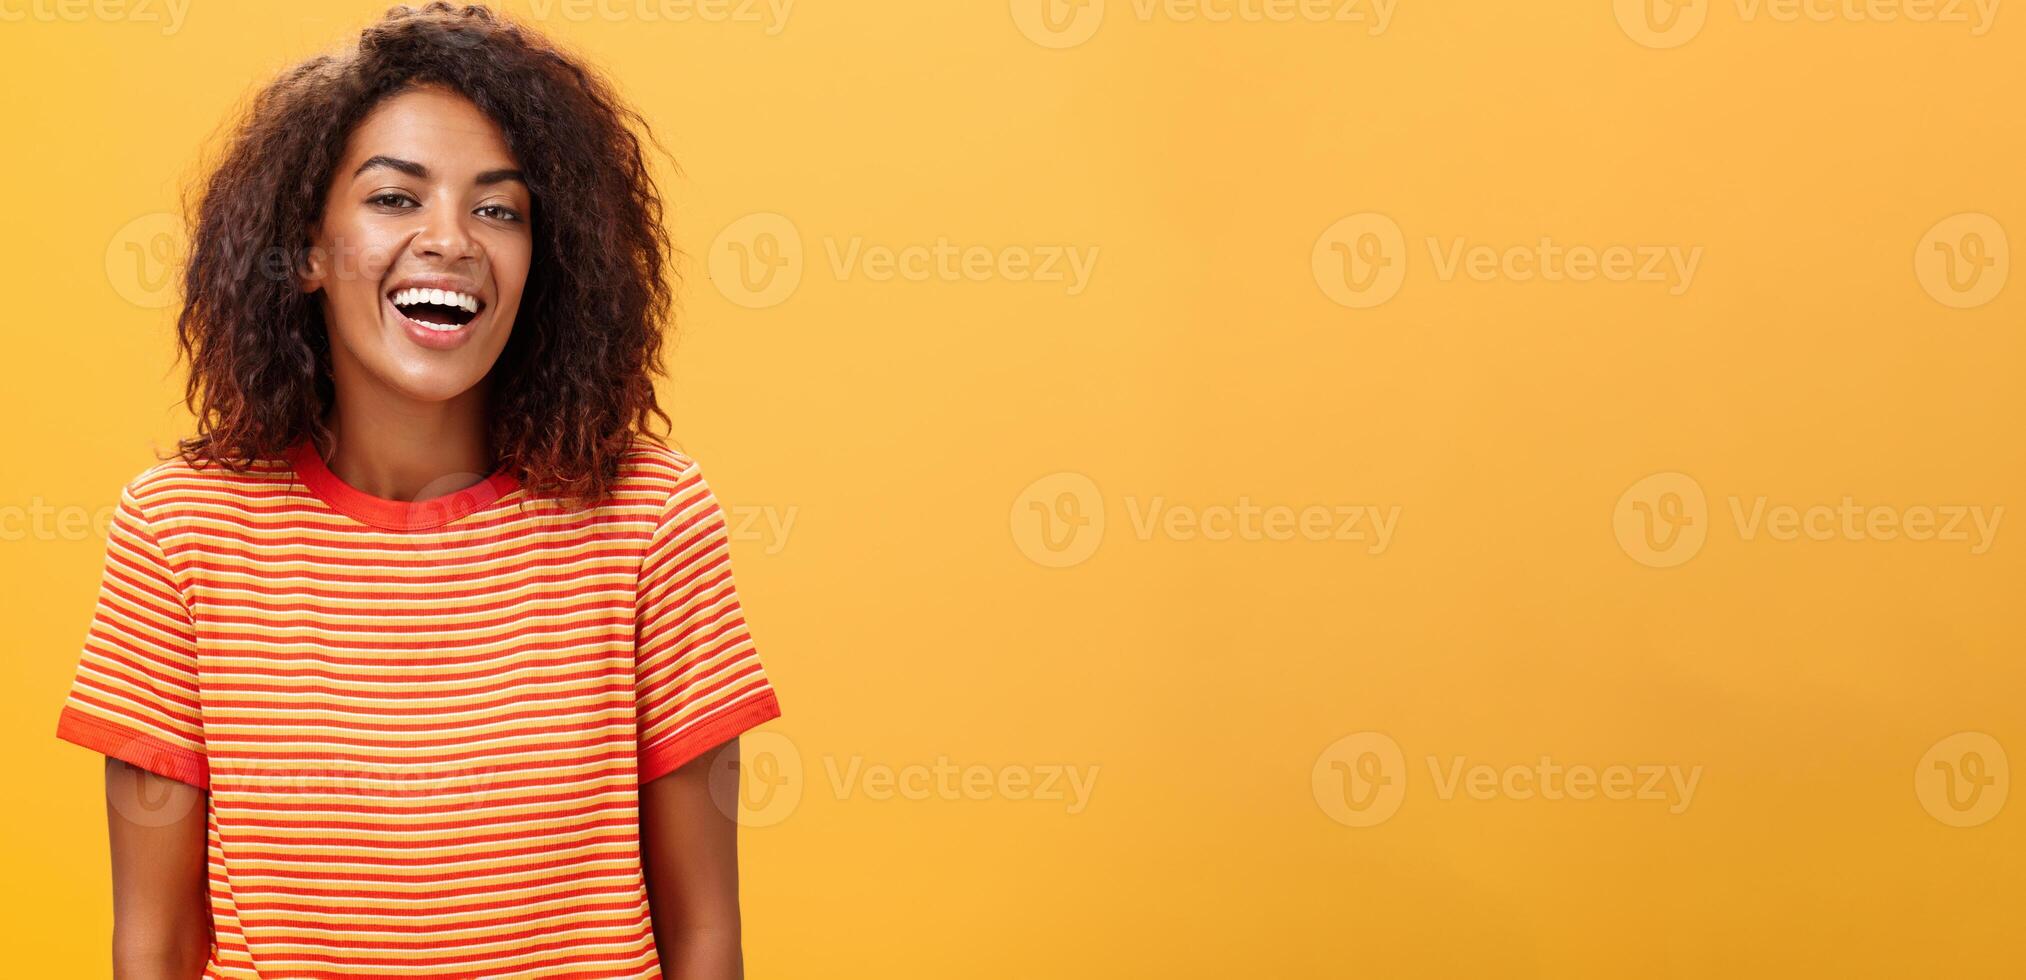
[300,84,534,404]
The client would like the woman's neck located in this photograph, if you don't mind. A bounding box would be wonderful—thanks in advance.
[318,381,498,503]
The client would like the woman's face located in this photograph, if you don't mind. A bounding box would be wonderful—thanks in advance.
[301,85,533,405]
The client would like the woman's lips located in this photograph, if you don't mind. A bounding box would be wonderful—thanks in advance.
[385,293,481,351]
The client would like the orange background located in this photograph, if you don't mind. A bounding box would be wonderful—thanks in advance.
[2,1,2021,976]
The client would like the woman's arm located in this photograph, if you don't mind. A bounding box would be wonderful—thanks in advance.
[104,758,211,979]
[640,739,746,979]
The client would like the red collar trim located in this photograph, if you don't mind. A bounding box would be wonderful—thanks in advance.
[284,436,520,531]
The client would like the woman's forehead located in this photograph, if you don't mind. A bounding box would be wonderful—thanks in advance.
[342,86,520,176]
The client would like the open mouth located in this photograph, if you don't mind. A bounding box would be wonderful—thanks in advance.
[388,286,485,331]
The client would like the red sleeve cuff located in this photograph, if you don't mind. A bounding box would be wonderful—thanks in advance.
[57,705,210,791]
[638,689,782,785]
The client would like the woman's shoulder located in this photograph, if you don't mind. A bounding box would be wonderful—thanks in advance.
[120,447,293,504]
[103,448,295,537]
[616,432,701,480]
[607,433,710,507]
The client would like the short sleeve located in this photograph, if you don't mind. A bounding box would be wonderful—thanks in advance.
[54,480,209,790]
[634,461,783,784]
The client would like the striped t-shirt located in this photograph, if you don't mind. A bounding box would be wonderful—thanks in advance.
[55,434,782,978]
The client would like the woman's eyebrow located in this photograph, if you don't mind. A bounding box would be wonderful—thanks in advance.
[355,155,427,179]
[353,155,525,187]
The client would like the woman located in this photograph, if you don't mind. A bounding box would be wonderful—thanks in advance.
[54,4,782,976]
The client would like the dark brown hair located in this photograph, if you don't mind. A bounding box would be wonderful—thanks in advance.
[171,1,675,507]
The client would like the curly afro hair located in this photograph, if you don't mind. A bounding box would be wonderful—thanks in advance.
[171,1,677,507]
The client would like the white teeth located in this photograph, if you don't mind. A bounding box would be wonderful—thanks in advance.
[390,287,480,314]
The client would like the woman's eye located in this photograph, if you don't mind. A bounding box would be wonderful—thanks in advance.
[477,204,522,222]
[368,193,417,209]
